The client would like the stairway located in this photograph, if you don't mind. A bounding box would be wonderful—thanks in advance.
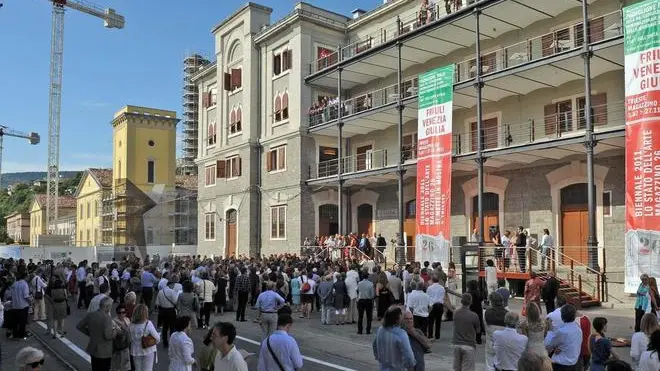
[536,272,601,308]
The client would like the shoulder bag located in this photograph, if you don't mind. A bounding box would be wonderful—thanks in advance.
[34,278,44,300]
[267,336,287,371]
[141,321,157,348]
[163,290,178,315]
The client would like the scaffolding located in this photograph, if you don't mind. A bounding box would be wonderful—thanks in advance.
[100,175,197,256]
[180,53,211,176]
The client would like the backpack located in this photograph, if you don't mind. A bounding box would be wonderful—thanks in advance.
[301,277,311,293]
[113,323,130,351]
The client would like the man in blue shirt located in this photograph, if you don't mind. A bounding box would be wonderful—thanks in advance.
[9,271,31,339]
[258,314,303,371]
[140,267,159,311]
[373,306,416,371]
[255,282,286,339]
[544,304,582,370]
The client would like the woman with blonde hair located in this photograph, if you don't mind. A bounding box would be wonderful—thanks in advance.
[518,301,547,356]
[631,312,659,369]
[129,304,160,371]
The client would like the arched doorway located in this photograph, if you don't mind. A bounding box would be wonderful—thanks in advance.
[472,192,499,241]
[357,204,374,236]
[226,209,237,258]
[560,183,589,264]
[318,204,338,237]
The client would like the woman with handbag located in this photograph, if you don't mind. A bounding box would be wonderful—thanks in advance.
[49,278,68,338]
[30,270,47,322]
[129,304,160,371]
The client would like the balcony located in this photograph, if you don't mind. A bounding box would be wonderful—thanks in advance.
[308,0,476,76]
[306,10,623,132]
[309,148,393,179]
[452,100,624,156]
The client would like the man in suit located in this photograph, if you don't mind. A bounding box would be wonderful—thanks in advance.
[77,296,116,371]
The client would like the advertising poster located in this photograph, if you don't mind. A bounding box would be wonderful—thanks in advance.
[623,0,660,292]
[415,65,454,265]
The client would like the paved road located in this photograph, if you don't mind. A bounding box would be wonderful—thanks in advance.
[1,330,73,371]
[24,297,635,371]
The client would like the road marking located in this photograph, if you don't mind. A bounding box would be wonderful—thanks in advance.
[235,335,359,371]
[36,321,91,362]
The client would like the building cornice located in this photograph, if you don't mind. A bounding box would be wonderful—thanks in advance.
[190,61,217,83]
[255,7,348,44]
[347,0,406,30]
[211,2,273,34]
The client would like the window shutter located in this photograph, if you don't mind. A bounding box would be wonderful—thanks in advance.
[470,122,477,152]
[287,49,293,69]
[589,17,605,43]
[231,69,241,89]
[237,157,242,176]
[278,147,286,170]
[266,151,273,171]
[541,34,554,57]
[237,107,242,124]
[216,160,225,178]
[273,54,281,75]
[544,104,557,135]
[202,94,209,108]
[592,92,608,126]
[224,73,231,91]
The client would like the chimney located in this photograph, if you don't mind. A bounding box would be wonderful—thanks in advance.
[352,8,366,19]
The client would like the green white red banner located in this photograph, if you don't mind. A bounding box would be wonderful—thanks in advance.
[624,0,660,293]
[415,65,454,264]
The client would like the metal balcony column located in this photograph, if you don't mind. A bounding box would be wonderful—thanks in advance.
[474,8,486,246]
[581,0,599,270]
[337,68,345,236]
[396,36,407,265]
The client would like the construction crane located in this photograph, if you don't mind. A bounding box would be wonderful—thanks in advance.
[44,0,124,230]
[0,126,40,190]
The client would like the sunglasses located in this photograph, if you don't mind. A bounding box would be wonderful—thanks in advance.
[28,359,45,368]
[118,311,126,314]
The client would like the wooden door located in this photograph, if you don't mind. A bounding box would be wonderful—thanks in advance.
[357,204,374,236]
[472,213,499,241]
[356,145,372,171]
[226,210,237,258]
[560,183,589,265]
[561,209,589,264]
[471,118,499,151]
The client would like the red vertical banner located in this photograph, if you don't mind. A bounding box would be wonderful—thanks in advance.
[415,65,454,264]
[624,0,660,292]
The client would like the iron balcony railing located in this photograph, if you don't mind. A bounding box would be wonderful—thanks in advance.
[308,0,477,75]
[306,10,623,129]
[452,100,624,155]
[309,148,389,179]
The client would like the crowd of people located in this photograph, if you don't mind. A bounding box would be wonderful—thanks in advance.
[303,233,389,262]
[0,253,656,371]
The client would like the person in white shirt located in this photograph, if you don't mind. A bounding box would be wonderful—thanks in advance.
[406,281,431,335]
[639,330,660,371]
[493,312,528,371]
[426,276,445,339]
[539,229,554,271]
[156,280,180,347]
[129,304,160,371]
[213,321,248,371]
[345,266,360,323]
[30,271,48,321]
[545,296,568,332]
[196,272,216,329]
[632,313,659,369]
[485,259,498,296]
[158,272,169,291]
[168,316,196,371]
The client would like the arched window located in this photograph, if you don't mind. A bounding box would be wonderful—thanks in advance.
[282,91,289,120]
[230,107,242,135]
[228,41,242,64]
[274,94,282,122]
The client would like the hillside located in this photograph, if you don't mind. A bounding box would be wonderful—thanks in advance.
[0,171,80,189]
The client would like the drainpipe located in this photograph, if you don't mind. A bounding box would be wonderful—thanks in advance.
[474,8,486,247]
[395,16,407,266]
[338,69,344,235]
[255,43,264,258]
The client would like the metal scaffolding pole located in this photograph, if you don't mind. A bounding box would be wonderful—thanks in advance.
[396,38,407,265]
[474,9,486,246]
[337,68,344,235]
[581,0,599,270]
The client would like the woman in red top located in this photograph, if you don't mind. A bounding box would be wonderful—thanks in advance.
[577,312,592,370]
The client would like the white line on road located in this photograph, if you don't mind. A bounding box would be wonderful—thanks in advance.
[236,335,359,371]
[36,321,91,362]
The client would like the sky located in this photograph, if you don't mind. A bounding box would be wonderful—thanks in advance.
[0,0,380,174]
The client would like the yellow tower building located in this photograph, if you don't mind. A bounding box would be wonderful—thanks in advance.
[103,105,180,247]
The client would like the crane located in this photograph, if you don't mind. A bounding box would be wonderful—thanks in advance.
[44,0,124,230]
[0,126,40,190]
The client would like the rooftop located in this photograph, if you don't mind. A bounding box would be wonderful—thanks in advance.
[33,194,77,210]
[113,105,177,120]
[88,168,113,188]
